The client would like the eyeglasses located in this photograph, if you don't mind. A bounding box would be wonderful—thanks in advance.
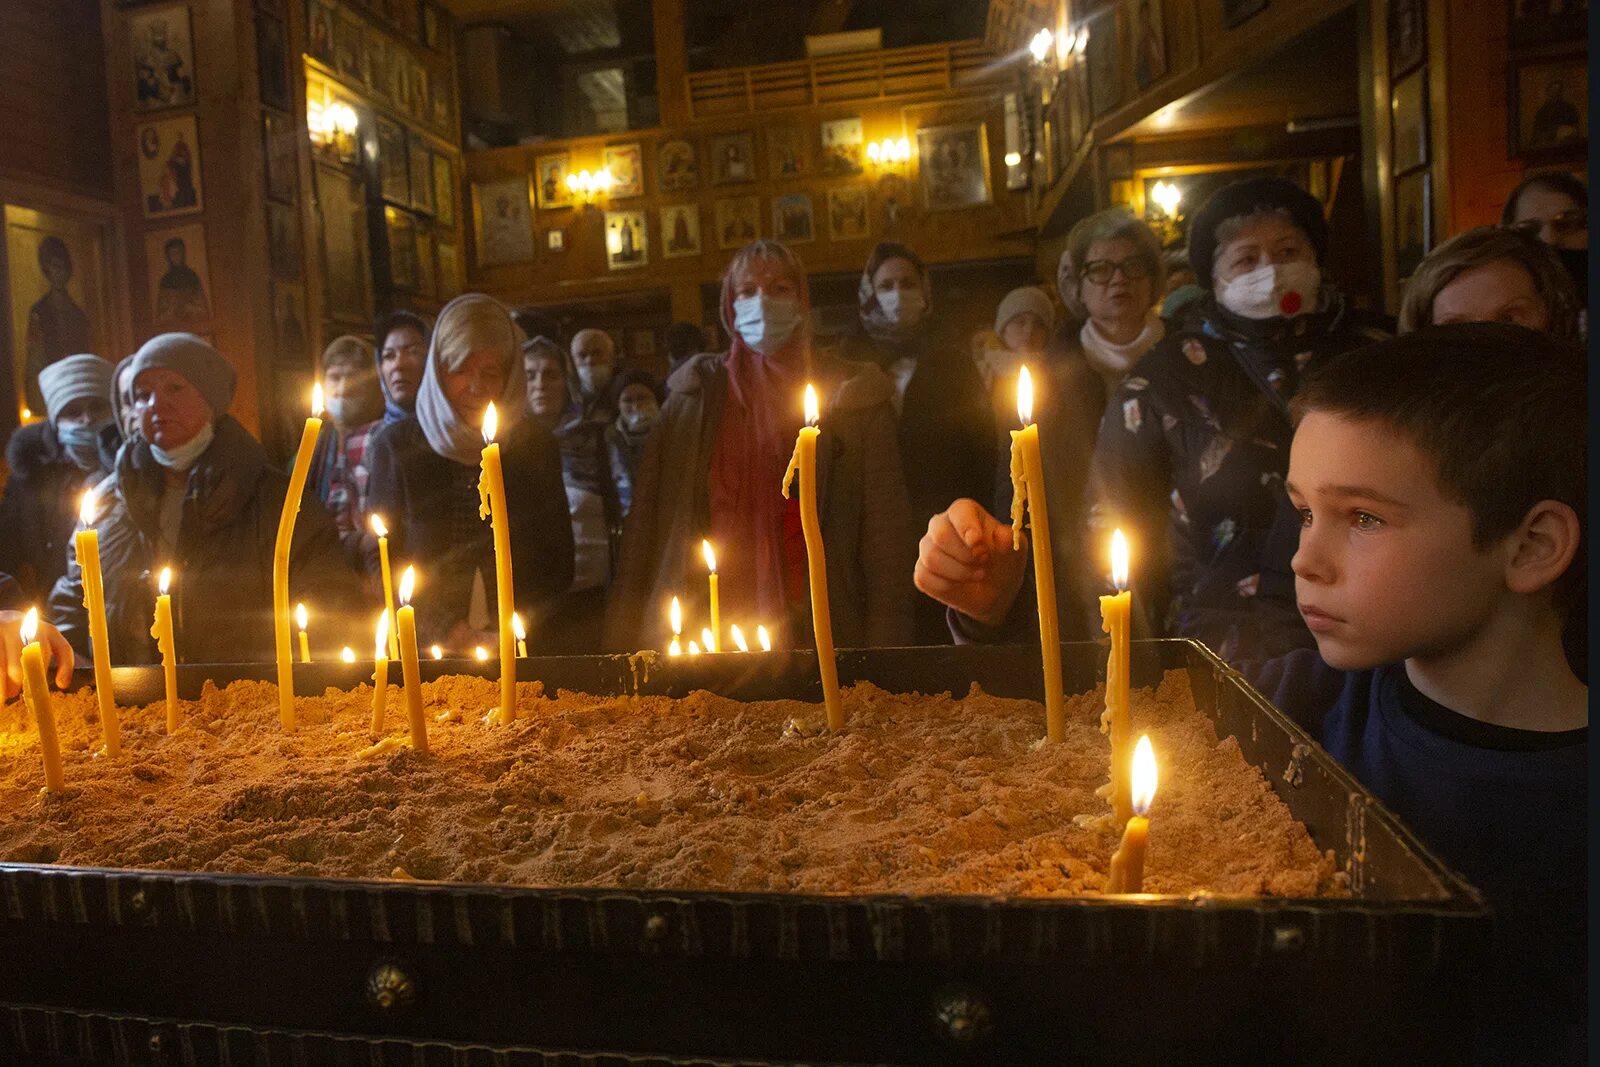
[1080,257,1153,285]
[1508,210,1587,238]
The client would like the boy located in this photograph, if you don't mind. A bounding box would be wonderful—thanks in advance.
[914,323,1586,1059]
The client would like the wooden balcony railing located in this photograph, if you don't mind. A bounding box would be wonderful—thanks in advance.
[685,40,1008,119]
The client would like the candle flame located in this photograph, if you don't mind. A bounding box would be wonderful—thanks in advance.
[1132,734,1158,815]
[79,487,97,526]
[512,612,527,641]
[20,607,38,645]
[482,401,498,443]
[701,539,717,573]
[370,513,388,538]
[294,602,308,631]
[668,635,682,656]
[1017,365,1034,426]
[311,382,324,418]
[474,646,489,662]
[669,596,682,635]
[158,566,172,596]
[398,566,416,606]
[1111,528,1129,591]
[687,640,701,655]
[340,646,356,664]
[730,624,749,652]
[701,627,715,652]
[375,611,390,657]
[430,644,443,660]
[803,383,819,427]
[757,624,772,652]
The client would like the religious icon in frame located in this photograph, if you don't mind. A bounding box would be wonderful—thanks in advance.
[660,203,701,258]
[657,139,699,193]
[917,122,992,211]
[827,186,870,242]
[604,143,644,198]
[605,210,648,270]
[709,132,756,184]
[266,200,303,281]
[4,204,113,420]
[376,116,410,205]
[145,223,213,333]
[307,2,337,66]
[432,152,456,226]
[262,111,297,204]
[535,154,573,209]
[472,177,535,266]
[409,134,435,215]
[768,126,808,178]
[137,114,204,218]
[819,118,864,176]
[714,196,760,249]
[771,194,814,244]
[256,13,290,111]
[131,4,197,112]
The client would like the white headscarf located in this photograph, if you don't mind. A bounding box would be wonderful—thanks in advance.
[413,293,528,465]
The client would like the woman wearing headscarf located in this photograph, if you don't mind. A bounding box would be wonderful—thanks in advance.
[375,309,429,426]
[365,294,572,653]
[46,334,360,663]
[605,240,915,652]
[840,241,993,643]
[0,354,120,599]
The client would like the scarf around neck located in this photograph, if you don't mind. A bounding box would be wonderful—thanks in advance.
[1079,310,1165,388]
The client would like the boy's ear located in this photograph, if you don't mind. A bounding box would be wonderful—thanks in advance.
[1504,499,1581,597]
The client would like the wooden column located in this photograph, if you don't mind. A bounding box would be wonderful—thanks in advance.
[653,0,691,128]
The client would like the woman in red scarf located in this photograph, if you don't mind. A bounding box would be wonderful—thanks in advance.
[605,240,915,652]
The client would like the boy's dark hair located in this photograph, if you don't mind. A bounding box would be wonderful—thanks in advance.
[375,309,427,344]
[1291,322,1586,616]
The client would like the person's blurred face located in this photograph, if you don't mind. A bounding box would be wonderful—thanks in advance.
[617,382,658,424]
[1430,259,1549,332]
[56,396,110,429]
[132,367,212,449]
[1509,184,1587,251]
[1212,214,1315,287]
[570,330,616,371]
[323,360,370,403]
[525,353,567,418]
[731,256,800,302]
[872,256,922,297]
[42,254,71,289]
[442,349,506,420]
[1079,236,1155,328]
[1000,312,1047,353]
[379,326,426,406]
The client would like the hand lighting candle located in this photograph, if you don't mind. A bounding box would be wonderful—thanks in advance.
[1106,735,1157,893]
[274,383,323,730]
[75,488,119,756]
[782,384,842,731]
[1099,529,1134,824]
[477,402,517,724]
[371,611,390,734]
[701,540,720,652]
[668,596,683,656]
[1008,366,1065,743]
[395,566,428,753]
[150,567,179,733]
[18,609,64,791]
[370,514,399,659]
[295,603,311,663]
[512,612,528,659]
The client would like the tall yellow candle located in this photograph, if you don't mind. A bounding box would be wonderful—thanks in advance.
[150,566,179,733]
[74,488,120,757]
[395,567,427,753]
[371,514,399,659]
[1099,529,1133,824]
[1106,735,1157,893]
[477,402,516,725]
[295,603,311,663]
[701,540,720,652]
[782,384,842,732]
[18,609,64,791]
[1008,366,1065,743]
[273,384,323,730]
[371,611,391,733]
[512,612,527,659]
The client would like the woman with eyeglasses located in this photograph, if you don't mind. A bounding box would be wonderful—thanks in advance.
[1501,171,1587,313]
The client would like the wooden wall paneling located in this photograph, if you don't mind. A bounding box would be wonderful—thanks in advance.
[0,0,113,201]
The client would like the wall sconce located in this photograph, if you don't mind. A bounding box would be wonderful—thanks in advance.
[308,93,358,164]
[1029,28,1056,65]
[565,166,615,207]
[867,137,911,172]
[1147,179,1184,245]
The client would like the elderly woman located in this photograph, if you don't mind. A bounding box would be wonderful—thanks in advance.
[47,334,359,663]
[606,239,915,652]
[1399,225,1582,338]
[0,354,119,599]
[365,294,572,653]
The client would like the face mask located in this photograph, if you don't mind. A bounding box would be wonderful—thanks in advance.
[576,364,613,396]
[56,420,109,472]
[733,293,803,354]
[149,420,216,472]
[622,406,658,434]
[1557,248,1588,306]
[877,288,926,327]
[323,396,351,426]
[1217,262,1322,321]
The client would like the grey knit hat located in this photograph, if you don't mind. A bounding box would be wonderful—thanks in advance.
[37,353,114,425]
[994,286,1056,338]
[126,333,237,415]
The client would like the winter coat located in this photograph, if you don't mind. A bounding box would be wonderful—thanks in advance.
[604,352,916,651]
[364,414,573,646]
[46,415,362,664]
[0,421,107,601]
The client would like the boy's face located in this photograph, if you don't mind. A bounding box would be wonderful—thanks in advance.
[1286,412,1512,670]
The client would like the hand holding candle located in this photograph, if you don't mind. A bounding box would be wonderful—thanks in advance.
[701,540,720,652]
[150,567,179,733]
[75,488,120,757]
[371,514,399,659]
[1009,367,1065,743]
[371,611,390,734]
[395,566,428,753]
[1098,529,1133,824]
[1106,735,1157,893]
[18,609,64,791]
[273,383,323,730]
[782,384,842,731]
[478,402,517,724]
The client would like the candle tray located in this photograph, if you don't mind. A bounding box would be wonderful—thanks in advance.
[0,639,1487,1066]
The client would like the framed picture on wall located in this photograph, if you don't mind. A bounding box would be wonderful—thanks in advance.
[271,281,308,364]
[660,204,701,258]
[145,223,212,333]
[386,207,418,289]
[376,117,410,205]
[535,154,572,209]
[715,196,759,248]
[256,13,290,111]
[1126,0,1168,90]
[1387,0,1426,79]
[430,76,451,132]
[363,30,390,104]
[436,238,462,297]
[432,152,456,226]
[768,126,808,178]
[315,163,372,324]
[335,10,365,81]
[409,135,435,215]
[771,194,814,243]
[263,112,297,203]
[1509,53,1588,160]
[1390,68,1429,173]
[1086,10,1120,118]
[266,201,303,280]
[657,139,699,192]
[709,132,756,184]
[819,118,864,176]
[827,186,870,241]
[137,114,204,217]
[1509,0,1588,50]
[917,122,992,211]
[1394,168,1430,279]
[604,143,644,197]
[472,177,535,266]
[605,210,648,270]
[307,2,337,66]
[131,4,197,111]
[414,225,436,297]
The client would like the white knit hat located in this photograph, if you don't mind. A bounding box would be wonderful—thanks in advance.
[994,286,1056,338]
[37,353,114,425]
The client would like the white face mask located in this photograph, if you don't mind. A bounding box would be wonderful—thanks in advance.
[149,420,216,472]
[877,288,926,327]
[576,364,613,396]
[733,293,803,354]
[622,405,658,433]
[1217,262,1322,321]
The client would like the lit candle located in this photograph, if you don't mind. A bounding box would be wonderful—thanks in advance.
[1106,735,1157,893]
[782,384,842,731]
[150,566,179,733]
[701,540,720,652]
[477,402,517,725]
[273,384,323,730]
[700,627,716,654]
[75,488,120,756]
[730,624,749,652]
[474,645,489,662]
[339,646,355,663]
[1009,367,1065,743]
[395,566,428,753]
[512,612,527,659]
[371,514,399,659]
[371,611,390,734]
[295,603,311,663]
[757,625,772,652]
[668,596,683,656]
[430,644,443,660]
[18,609,64,791]
[687,640,701,656]
[1099,529,1134,824]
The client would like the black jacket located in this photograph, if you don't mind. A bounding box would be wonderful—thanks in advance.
[0,421,113,602]
[364,415,574,646]
[46,416,363,664]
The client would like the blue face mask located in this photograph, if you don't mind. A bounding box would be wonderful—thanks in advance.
[55,419,110,472]
[733,293,803,354]
[149,420,216,472]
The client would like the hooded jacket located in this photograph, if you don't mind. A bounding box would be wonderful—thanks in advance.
[46,415,362,664]
[0,421,117,601]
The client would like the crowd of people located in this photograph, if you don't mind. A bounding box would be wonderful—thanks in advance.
[0,169,1587,1058]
